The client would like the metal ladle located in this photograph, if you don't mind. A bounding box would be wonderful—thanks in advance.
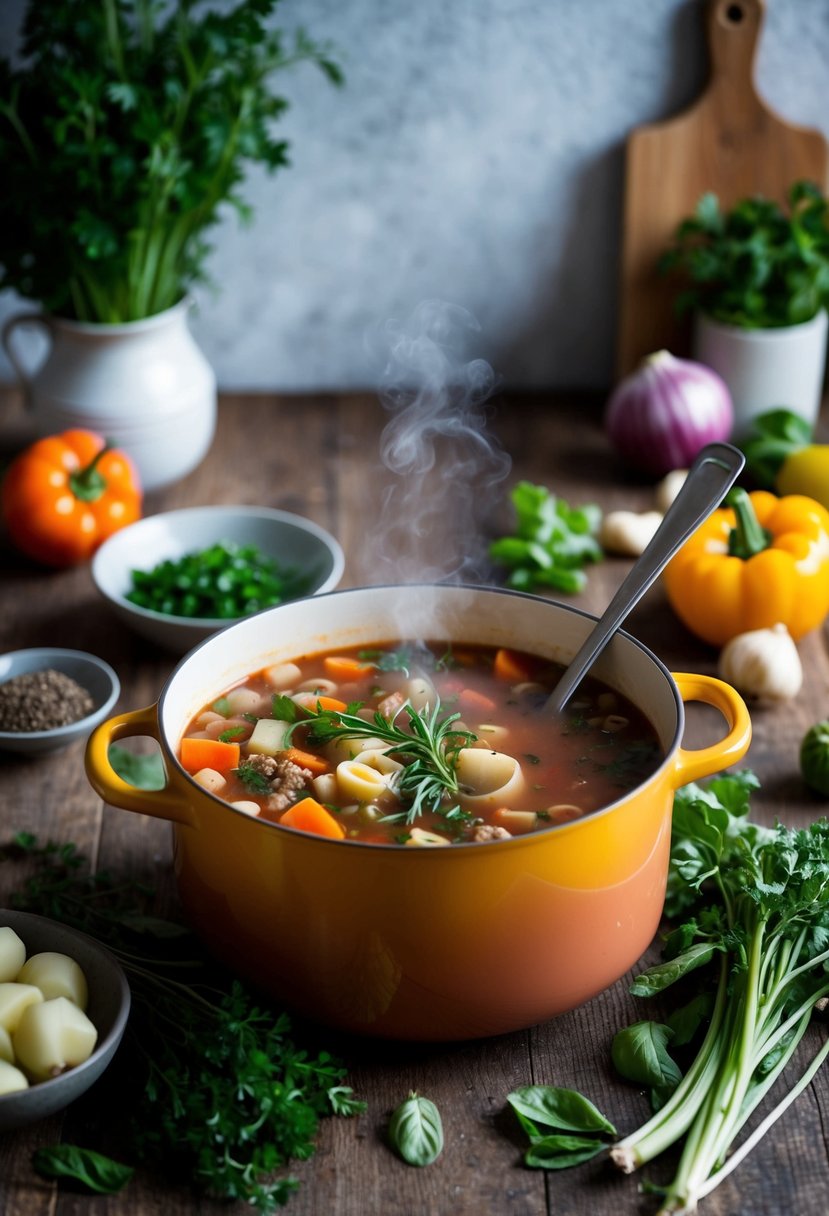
[545,442,745,714]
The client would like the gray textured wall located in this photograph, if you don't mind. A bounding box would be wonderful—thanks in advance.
[1,0,828,391]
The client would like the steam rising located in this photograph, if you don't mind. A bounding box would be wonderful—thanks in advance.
[362,300,511,588]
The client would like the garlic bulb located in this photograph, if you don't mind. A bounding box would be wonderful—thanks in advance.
[599,510,663,557]
[655,469,688,514]
[718,623,802,699]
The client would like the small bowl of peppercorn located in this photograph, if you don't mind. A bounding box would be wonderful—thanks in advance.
[0,649,120,757]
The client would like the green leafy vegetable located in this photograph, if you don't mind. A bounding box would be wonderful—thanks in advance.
[523,1134,607,1170]
[610,1021,682,1093]
[506,1084,616,1170]
[126,541,312,620]
[506,1085,616,1136]
[388,1092,444,1166]
[286,698,476,824]
[272,693,299,723]
[665,993,714,1048]
[659,181,829,328]
[610,771,829,1212]
[489,481,602,594]
[627,942,718,997]
[6,834,364,1213]
[0,0,342,322]
[742,408,815,488]
[107,746,166,791]
[32,1145,133,1195]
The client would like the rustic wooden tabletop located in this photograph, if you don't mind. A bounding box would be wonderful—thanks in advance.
[1,387,827,1216]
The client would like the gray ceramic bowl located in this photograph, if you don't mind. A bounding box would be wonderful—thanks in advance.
[90,504,345,654]
[0,649,120,757]
[0,910,131,1131]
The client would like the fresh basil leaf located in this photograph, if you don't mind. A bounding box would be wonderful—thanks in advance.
[388,1092,443,1166]
[611,1021,682,1091]
[32,1145,133,1194]
[108,746,165,791]
[523,1133,606,1170]
[507,1085,616,1135]
[629,943,718,996]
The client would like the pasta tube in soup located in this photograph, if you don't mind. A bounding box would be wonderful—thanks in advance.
[178,642,663,845]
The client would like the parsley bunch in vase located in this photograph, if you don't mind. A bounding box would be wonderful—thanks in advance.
[0,0,341,490]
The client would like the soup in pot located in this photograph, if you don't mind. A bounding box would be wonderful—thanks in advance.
[177,642,663,846]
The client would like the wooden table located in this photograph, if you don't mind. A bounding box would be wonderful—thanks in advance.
[1,388,827,1216]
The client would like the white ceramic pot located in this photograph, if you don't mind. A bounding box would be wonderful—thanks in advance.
[1,299,216,492]
[693,310,828,441]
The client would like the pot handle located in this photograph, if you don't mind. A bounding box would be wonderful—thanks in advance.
[1,312,52,402]
[670,672,752,787]
[85,704,197,828]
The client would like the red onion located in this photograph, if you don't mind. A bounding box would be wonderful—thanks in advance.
[605,350,733,476]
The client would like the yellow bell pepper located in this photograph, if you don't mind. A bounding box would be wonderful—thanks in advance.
[663,488,829,646]
[743,409,829,512]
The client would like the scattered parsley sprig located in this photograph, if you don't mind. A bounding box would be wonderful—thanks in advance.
[4,834,364,1212]
[489,481,602,594]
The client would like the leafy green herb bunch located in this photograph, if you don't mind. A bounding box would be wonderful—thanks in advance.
[0,0,342,323]
[659,180,829,329]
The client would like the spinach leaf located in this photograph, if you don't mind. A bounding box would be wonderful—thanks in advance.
[388,1092,443,1166]
[507,1085,616,1135]
[524,1133,607,1170]
[108,746,165,791]
[32,1145,133,1194]
[611,1021,682,1092]
[629,943,719,996]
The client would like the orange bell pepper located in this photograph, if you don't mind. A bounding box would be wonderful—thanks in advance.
[1,428,142,567]
[663,488,829,646]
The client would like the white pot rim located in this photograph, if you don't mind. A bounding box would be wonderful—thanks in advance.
[43,297,191,334]
[696,308,828,339]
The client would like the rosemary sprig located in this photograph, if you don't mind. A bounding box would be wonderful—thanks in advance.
[280,698,476,825]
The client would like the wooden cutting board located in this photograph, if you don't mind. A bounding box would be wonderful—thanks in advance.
[616,0,829,379]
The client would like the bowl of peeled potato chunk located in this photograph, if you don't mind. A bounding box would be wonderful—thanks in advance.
[0,911,130,1130]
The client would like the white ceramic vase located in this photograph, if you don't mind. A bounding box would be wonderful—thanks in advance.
[693,310,828,441]
[1,299,216,492]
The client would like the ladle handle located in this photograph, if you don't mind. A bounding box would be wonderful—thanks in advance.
[545,442,745,714]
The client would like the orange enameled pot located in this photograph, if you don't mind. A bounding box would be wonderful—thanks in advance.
[85,585,751,1041]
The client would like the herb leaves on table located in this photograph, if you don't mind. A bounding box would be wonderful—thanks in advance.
[506,1085,616,1170]
[32,1145,134,1195]
[5,834,365,1212]
[489,481,603,594]
[388,1092,444,1166]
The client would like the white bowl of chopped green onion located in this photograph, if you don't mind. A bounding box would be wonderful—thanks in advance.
[90,506,345,654]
